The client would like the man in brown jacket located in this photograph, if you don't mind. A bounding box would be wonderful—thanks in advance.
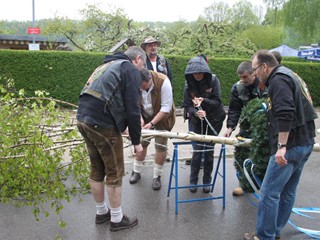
[129,68,175,191]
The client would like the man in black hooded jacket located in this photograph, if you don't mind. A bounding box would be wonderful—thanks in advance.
[76,46,145,232]
[183,56,225,193]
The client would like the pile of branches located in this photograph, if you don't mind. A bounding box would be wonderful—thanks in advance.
[0,77,89,227]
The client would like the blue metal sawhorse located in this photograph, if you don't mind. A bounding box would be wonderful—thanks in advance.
[167,141,226,214]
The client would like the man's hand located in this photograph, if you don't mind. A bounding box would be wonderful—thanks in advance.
[134,144,143,153]
[224,128,233,137]
[195,109,206,120]
[192,97,203,107]
[142,122,154,130]
[275,148,287,166]
[134,144,144,159]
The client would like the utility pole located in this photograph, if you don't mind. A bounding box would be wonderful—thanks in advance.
[28,0,39,50]
[32,0,35,43]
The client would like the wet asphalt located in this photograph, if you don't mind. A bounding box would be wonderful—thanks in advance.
[1,113,319,240]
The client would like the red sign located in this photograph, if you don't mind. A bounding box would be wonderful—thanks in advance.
[28,27,41,35]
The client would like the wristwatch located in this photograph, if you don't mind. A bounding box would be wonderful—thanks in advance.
[277,142,287,149]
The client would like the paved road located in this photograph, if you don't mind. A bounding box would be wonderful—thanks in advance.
[1,153,319,240]
[1,112,319,240]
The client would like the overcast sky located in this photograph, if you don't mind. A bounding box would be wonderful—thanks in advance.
[1,0,265,22]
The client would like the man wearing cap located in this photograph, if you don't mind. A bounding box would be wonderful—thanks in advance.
[140,36,173,85]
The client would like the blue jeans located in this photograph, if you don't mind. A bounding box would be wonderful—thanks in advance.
[256,144,313,240]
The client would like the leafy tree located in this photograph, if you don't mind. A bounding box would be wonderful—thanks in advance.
[0,20,30,35]
[263,0,286,26]
[229,0,260,31]
[263,0,320,45]
[263,7,284,26]
[283,0,320,40]
[80,4,132,52]
[42,4,164,52]
[158,20,193,55]
[186,21,257,57]
[201,0,260,31]
[201,1,231,23]
[240,25,284,49]
[42,17,86,51]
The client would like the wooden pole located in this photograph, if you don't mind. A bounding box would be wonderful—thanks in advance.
[137,130,320,152]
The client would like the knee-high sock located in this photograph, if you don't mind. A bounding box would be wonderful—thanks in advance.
[153,163,163,178]
[110,206,123,223]
[133,160,143,173]
[95,201,108,215]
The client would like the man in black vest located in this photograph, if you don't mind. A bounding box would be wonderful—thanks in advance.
[76,46,145,232]
[244,50,317,240]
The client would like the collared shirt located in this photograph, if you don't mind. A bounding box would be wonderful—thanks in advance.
[151,61,157,72]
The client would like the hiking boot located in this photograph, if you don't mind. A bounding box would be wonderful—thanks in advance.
[129,171,141,184]
[110,215,138,232]
[95,210,111,224]
[233,187,244,196]
[152,176,161,191]
[244,233,260,240]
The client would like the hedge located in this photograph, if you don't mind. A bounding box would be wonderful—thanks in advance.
[1,50,320,107]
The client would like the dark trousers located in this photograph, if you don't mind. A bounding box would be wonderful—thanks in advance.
[189,115,224,185]
[190,143,215,184]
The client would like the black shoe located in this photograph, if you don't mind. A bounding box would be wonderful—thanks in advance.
[185,159,191,165]
[189,184,197,193]
[129,171,141,184]
[110,215,138,232]
[152,176,161,191]
[203,186,210,193]
[95,210,111,224]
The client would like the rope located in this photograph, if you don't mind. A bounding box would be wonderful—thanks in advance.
[196,106,218,136]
